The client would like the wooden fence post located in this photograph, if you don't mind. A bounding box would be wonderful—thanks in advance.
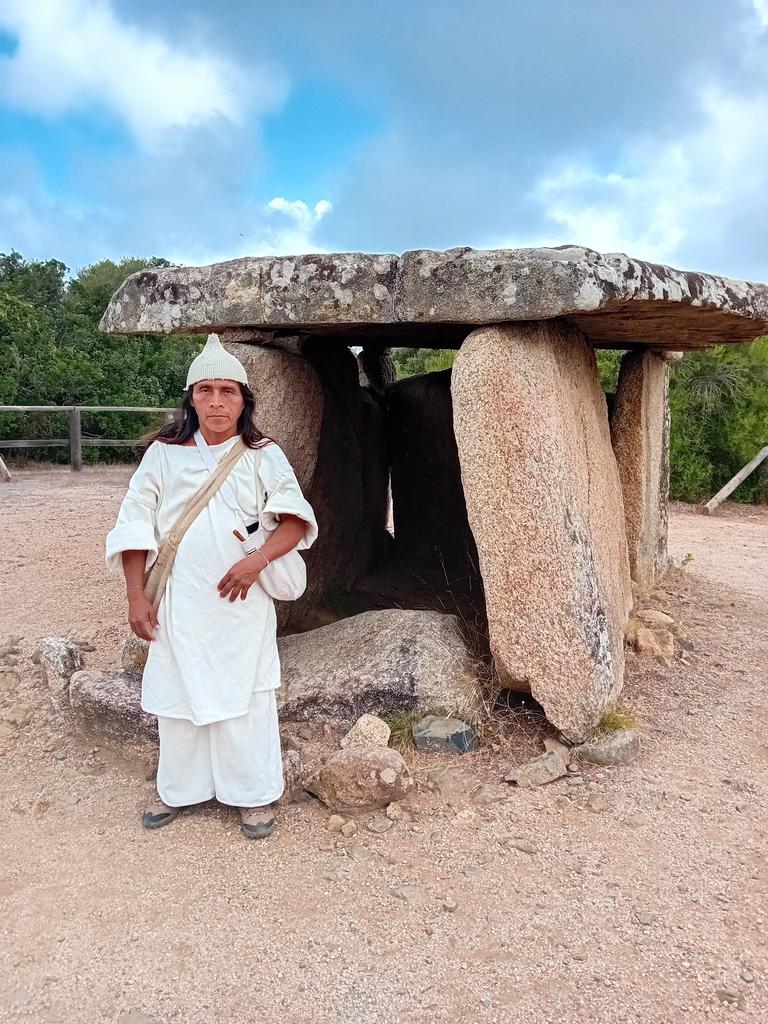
[702,445,768,515]
[69,408,82,472]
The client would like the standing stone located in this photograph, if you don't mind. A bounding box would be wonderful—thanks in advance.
[451,322,632,743]
[611,350,670,591]
[222,339,324,492]
[358,346,396,395]
[224,338,390,631]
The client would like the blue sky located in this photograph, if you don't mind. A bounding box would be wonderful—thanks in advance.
[1,0,767,281]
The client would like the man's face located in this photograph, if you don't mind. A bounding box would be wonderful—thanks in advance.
[190,379,245,436]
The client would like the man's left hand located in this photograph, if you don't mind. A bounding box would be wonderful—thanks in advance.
[217,553,266,602]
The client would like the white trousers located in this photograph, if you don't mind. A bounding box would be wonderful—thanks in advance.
[156,689,284,808]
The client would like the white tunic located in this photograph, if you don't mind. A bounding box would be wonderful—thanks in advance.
[106,437,318,726]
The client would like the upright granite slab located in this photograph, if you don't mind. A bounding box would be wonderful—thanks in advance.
[100,246,768,350]
[611,350,670,590]
[451,322,633,742]
[224,339,324,490]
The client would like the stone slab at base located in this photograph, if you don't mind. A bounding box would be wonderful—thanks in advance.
[70,669,157,746]
[80,608,479,749]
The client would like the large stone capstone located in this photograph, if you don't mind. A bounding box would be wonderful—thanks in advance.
[610,350,670,590]
[451,322,633,742]
[100,246,768,350]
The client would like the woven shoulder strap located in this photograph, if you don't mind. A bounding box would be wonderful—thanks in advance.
[144,437,247,610]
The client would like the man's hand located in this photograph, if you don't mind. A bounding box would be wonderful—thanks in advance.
[217,552,266,602]
[128,591,159,641]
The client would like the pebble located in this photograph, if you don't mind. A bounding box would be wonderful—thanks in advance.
[442,895,458,912]
[740,971,754,984]
[367,814,393,834]
[297,725,313,741]
[391,884,424,906]
[340,822,357,839]
[327,814,346,833]
[635,910,657,926]
[0,703,30,727]
[347,844,372,862]
[510,839,539,855]
[385,802,412,822]
[0,668,20,692]
[587,794,610,814]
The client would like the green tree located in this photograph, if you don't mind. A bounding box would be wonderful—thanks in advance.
[0,250,67,316]
[0,253,198,463]
[391,347,457,379]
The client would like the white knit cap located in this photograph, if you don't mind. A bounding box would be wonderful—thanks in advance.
[185,334,248,389]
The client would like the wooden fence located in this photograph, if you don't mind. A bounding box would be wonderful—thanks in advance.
[0,405,174,480]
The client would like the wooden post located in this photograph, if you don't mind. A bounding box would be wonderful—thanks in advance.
[69,408,83,472]
[0,454,11,483]
[702,445,768,515]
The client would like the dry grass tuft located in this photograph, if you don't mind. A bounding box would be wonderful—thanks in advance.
[596,704,640,735]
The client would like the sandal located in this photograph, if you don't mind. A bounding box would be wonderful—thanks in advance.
[239,804,276,839]
[142,795,180,830]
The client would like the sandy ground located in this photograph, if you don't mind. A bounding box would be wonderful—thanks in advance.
[0,466,767,1024]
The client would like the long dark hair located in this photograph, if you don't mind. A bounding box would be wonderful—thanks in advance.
[143,383,271,450]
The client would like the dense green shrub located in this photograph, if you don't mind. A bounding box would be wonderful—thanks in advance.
[0,251,198,463]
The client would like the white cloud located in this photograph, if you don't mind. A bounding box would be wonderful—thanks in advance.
[514,59,768,278]
[754,0,768,29]
[261,197,334,254]
[0,0,287,149]
[156,196,334,267]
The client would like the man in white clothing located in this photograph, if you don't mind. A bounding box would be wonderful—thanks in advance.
[106,335,318,838]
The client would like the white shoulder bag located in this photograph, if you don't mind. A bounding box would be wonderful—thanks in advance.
[194,431,307,602]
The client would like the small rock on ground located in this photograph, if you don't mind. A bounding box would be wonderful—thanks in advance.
[340,713,391,749]
[304,745,412,812]
[504,750,568,788]
[635,626,674,658]
[38,637,84,696]
[636,608,675,628]
[412,715,478,754]
[544,736,572,765]
[574,729,640,766]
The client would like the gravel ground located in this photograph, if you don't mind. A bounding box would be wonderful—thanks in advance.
[0,466,767,1024]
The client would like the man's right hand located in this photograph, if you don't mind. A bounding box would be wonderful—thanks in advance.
[128,591,159,641]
